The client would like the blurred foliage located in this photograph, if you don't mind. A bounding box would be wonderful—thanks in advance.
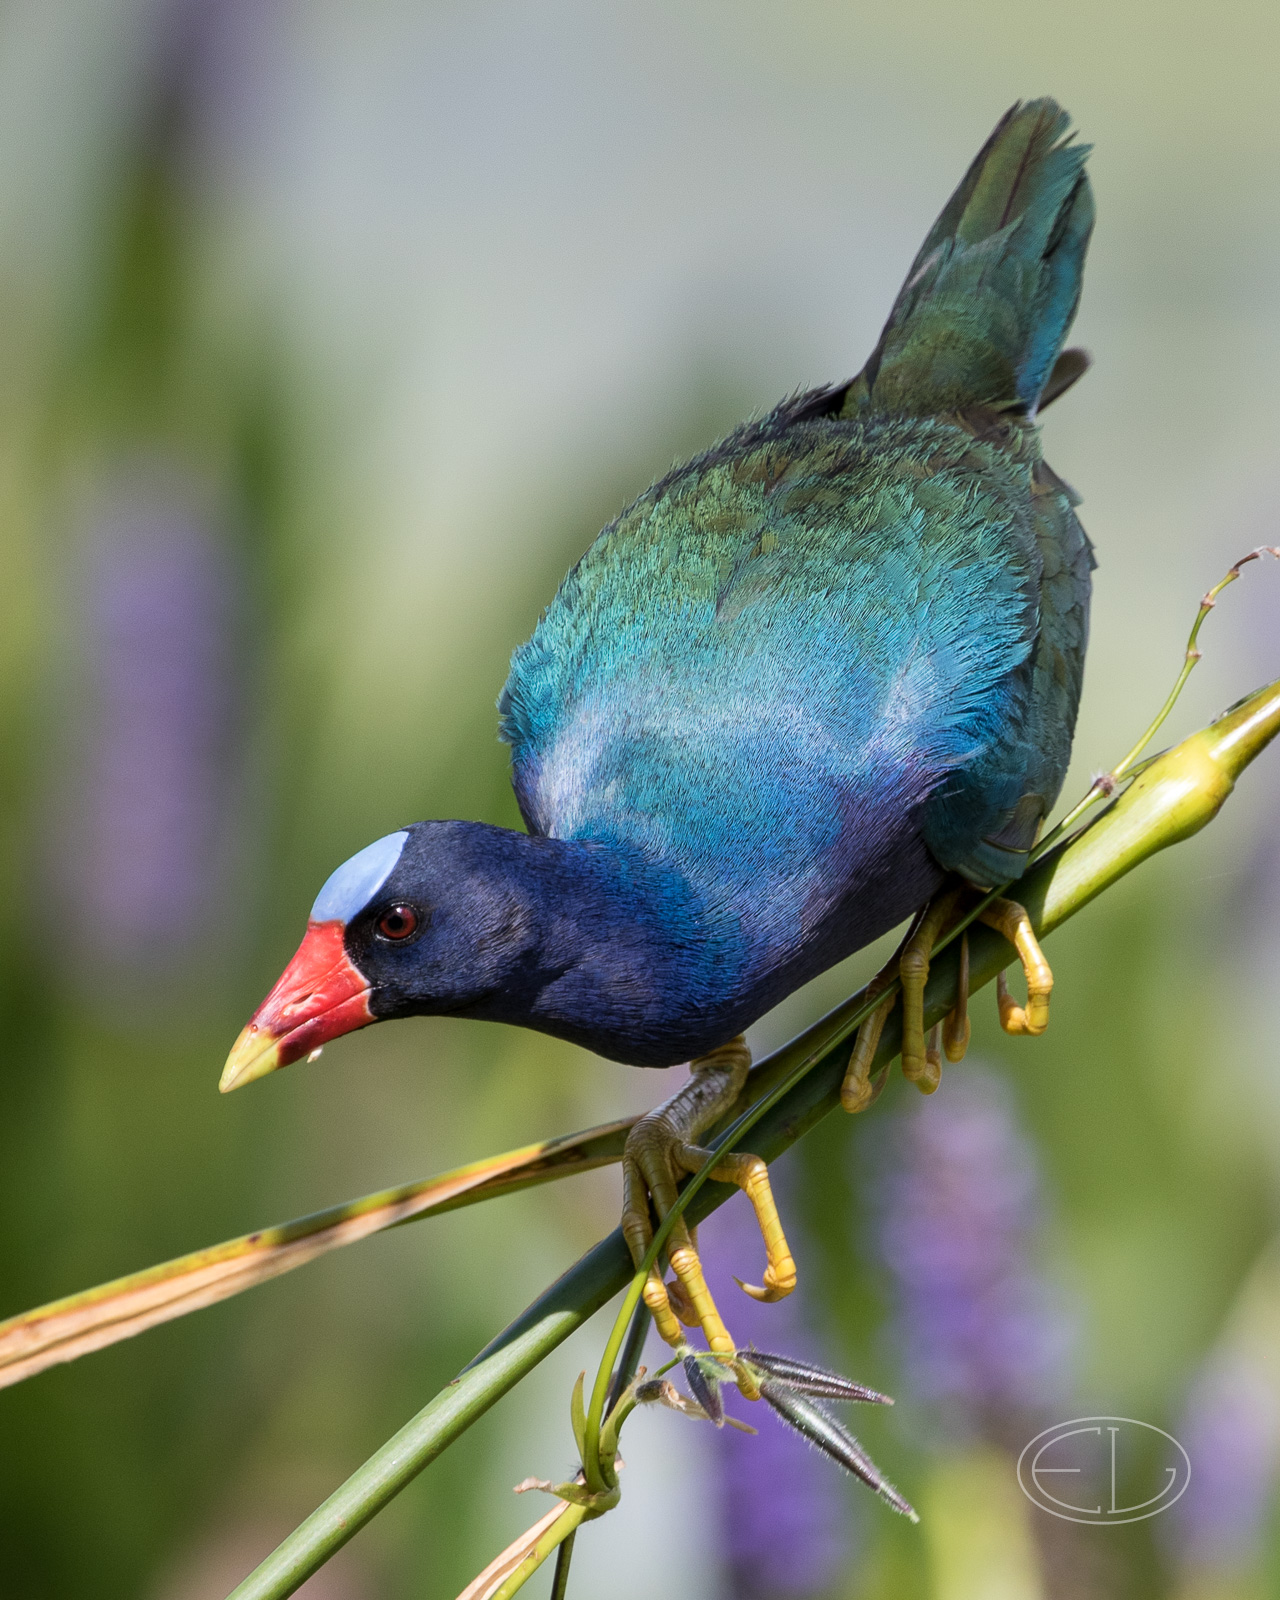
[3,4,1280,1598]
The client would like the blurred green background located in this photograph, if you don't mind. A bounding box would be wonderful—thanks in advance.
[3,3,1280,1596]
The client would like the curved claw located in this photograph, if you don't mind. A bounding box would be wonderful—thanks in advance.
[996,970,1046,1035]
[735,1273,791,1304]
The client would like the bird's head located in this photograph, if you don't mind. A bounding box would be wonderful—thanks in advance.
[219,821,539,1092]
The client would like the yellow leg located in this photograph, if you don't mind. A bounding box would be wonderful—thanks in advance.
[621,1147,686,1345]
[673,1144,797,1303]
[899,889,962,1092]
[622,1036,791,1354]
[842,969,897,1113]
[978,897,1053,1036]
[942,931,971,1062]
[844,895,975,1108]
[663,1227,701,1326]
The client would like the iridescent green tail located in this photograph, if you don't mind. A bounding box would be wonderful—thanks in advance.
[846,99,1094,420]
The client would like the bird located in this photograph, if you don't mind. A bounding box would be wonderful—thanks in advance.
[221,99,1095,1358]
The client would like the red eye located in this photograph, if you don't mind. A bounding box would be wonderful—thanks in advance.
[376,904,419,941]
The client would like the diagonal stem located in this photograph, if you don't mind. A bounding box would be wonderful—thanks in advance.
[0,1119,634,1390]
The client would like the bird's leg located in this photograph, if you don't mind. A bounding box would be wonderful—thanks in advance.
[942,930,971,1062]
[620,1036,795,1354]
[977,897,1053,1035]
[841,946,907,1114]
[898,887,968,1091]
[843,898,976,1109]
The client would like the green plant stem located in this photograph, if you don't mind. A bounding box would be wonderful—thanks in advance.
[549,1531,576,1600]
[223,1233,627,1600]
[582,1278,646,1488]
[226,675,1280,1600]
[606,1303,651,1414]
[583,1299,651,1491]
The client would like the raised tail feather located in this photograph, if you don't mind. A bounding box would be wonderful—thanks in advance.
[845,99,1094,420]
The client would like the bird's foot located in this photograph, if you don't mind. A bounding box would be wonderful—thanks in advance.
[840,963,898,1114]
[977,896,1053,1035]
[841,887,1053,1110]
[621,1036,797,1354]
[842,889,974,1109]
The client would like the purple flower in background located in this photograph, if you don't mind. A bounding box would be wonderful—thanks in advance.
[701,1164,852,1599]
[57,460,243,979]
[1167,1347,1280,1579]
[867,1065,1073,1444]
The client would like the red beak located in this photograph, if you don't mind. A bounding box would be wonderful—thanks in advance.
[220,920,373,1091]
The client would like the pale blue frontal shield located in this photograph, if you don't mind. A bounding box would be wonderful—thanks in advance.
[310,831,409,924]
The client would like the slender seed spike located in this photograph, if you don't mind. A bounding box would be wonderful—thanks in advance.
[684,1354,725,1425]
[743,1350,893,1405]
[759,1380,917,1520]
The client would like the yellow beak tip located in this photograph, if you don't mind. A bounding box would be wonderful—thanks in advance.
[219,1028,283,1094]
